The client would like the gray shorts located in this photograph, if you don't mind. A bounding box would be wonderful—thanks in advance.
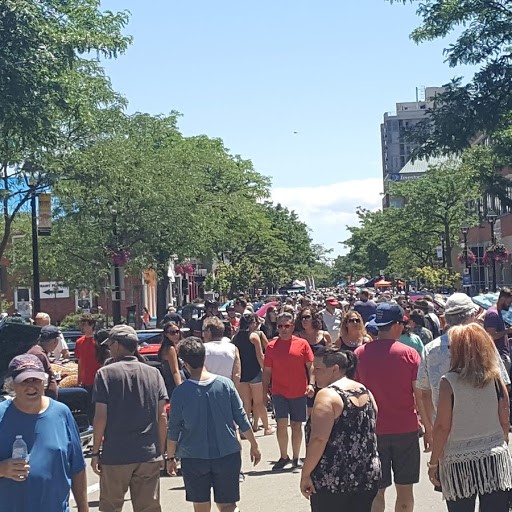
[272,394,307,422]
[377,431,420,488]
[247,370,262,384]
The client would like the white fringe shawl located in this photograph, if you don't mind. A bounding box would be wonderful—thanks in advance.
[440,442,512,501]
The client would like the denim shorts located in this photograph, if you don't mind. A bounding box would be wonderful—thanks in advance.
[181,451,241,503]
[247,370,262,384]
[272,394,307,422]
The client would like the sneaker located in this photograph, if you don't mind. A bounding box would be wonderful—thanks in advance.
[239,471,245,483]
[272,457,291,471]
[292,458,303,469]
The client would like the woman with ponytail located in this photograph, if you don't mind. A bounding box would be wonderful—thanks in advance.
[300,348,381,511]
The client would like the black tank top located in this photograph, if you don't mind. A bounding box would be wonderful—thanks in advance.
[232,331,261,382]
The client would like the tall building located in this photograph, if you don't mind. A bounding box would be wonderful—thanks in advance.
[381,87,445,180]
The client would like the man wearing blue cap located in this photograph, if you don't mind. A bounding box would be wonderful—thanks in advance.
[355,302,423,512]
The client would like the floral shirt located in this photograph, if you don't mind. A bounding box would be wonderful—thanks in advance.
[417,334,511,416]
[305,385,381,494]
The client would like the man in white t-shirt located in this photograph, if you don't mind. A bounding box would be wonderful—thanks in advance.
[35,312,69,361]
[320,297,342,342]
[202,317,241,387]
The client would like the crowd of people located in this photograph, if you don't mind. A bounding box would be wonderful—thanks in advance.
[1,287,512,511]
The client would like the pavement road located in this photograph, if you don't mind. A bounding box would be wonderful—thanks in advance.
[78,418,447,512]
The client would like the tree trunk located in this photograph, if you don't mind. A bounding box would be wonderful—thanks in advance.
[156,274,169,326]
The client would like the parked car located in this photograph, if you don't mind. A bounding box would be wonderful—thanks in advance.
[137,328,192,362]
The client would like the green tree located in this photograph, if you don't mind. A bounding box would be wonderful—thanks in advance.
[340,161,480,279]
[389,161,480,269]
[390,0,512,155]
[0,0,130,262]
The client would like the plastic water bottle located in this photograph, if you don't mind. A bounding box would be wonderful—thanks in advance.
[12,435,28,460]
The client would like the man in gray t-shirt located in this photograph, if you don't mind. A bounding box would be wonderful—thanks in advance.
[91,325,168,512]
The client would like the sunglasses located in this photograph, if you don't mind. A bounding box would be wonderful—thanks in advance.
[301,315,312,320]
[166,330,180,335]
[277,324,293,329]
[347,318,361,324]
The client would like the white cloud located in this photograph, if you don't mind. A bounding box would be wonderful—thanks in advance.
[271,178,383,257]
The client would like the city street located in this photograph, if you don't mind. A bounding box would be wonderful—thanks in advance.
[78,419,445,512]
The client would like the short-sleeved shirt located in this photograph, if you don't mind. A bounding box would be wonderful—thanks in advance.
[0,399,85,512]
[264,335,314,399]
[52,334,69,361]
[484,306,509,356]
[93,356,168,465]
[399,333,425,358]
[354,300,377,323]
[417,334,511,416]
[320,309,342,340]
[355,339,420,435]
[74,335,102,387]
[26,345,58,399]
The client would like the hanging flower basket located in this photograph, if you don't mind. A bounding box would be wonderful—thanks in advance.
[112,249,130,266]
[456,250,477,265]
[483,242,510,265]
[174,263,195,275]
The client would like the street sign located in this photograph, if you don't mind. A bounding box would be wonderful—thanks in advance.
[462,275,472,286]
[40,282,70,299]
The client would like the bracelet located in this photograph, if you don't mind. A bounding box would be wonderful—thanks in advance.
[165,455,175,461]
[427,461,438,469]
[90,452,101,458]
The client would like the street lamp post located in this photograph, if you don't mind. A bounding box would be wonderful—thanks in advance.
[111,209,121,325]
[461,225,469,295]
[439,233,446,268]
[30,185,41,315]
[487,210,498,292]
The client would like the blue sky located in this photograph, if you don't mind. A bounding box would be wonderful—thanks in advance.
[101,0,474,258]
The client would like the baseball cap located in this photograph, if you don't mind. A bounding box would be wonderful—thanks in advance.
[102,324,139,346]
[444,293,478,316]
[7,354,46,383]
[365,315,379,335]
[373,302,404,327]
[39,325,61,342]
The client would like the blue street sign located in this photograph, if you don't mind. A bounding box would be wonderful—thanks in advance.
[462,275,472,286]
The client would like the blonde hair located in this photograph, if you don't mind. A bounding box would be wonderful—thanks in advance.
[340,311,367,338]
[448,323,500,388]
